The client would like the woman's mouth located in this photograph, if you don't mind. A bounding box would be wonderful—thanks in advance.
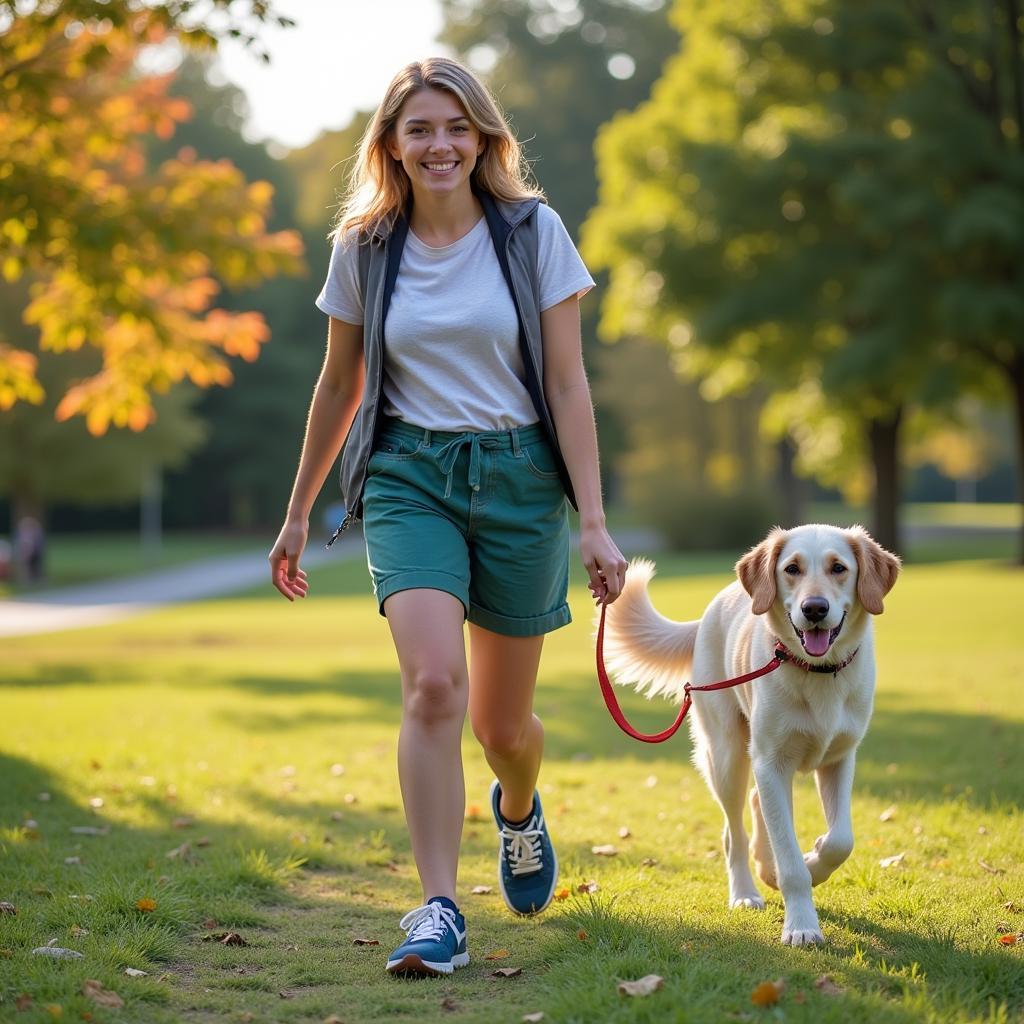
[423,161,458,174]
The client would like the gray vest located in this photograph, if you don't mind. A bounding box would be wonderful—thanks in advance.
[327,189,577,546]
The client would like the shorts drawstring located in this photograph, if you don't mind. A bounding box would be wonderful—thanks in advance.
[434,432,503,498]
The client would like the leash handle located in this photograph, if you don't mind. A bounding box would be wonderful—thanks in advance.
[596,603,786,745]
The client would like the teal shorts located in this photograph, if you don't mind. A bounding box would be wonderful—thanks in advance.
[361,417,572,637]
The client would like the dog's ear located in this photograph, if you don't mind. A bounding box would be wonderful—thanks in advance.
[847,526,901,615]
[736,529,787,615]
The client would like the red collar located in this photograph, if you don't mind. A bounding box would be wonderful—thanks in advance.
[773,640,860,675]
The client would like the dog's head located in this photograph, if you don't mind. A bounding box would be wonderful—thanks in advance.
[735,525,900,660]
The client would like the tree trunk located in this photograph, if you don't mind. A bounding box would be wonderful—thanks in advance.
[776,436,806,527]
[867,408,903,555]
[1008,353,1024,566]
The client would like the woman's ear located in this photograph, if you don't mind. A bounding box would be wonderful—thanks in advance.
[736,528,787,615]
[846,526,901,614]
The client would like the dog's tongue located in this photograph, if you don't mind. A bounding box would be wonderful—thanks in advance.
[804,628,831,657]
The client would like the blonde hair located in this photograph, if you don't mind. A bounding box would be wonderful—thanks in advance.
[332,57,543,241]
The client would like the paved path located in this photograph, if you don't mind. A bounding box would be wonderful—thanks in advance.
[0,527,666,639]
[0,533,363,638]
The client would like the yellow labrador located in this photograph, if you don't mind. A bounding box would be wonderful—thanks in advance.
[602,525,899,945]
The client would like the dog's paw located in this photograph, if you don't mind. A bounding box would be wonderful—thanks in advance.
[781,926,825,946]
[730,895,766,911]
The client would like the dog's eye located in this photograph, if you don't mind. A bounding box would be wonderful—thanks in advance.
[831,563,847,575]
[784,564,800,576]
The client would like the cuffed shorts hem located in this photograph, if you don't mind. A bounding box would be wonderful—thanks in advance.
[468,602,572,637]
[375,571,469,618]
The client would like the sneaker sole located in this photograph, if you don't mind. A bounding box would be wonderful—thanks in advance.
[386,952,470,977]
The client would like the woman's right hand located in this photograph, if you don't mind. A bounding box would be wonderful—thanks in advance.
[269,518,310,602]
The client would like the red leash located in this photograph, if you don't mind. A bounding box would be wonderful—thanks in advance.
[595,602,791,744]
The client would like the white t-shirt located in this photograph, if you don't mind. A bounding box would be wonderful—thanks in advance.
[315,202,595,432]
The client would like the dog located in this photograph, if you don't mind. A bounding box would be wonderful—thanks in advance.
[602,524,900,945]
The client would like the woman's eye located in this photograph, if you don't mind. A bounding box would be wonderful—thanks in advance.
[784,564,800,576]
[831,563,847,575]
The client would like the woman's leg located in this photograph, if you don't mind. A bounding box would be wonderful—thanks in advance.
[385,588,469,902]
[467,625,545,822]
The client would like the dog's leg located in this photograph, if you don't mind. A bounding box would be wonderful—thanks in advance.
[751,759,824,946]
[804,753,856,886]
[700,733,764,911]
[749,786,778,891]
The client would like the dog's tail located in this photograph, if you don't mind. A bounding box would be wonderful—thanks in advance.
[600,558,700,704]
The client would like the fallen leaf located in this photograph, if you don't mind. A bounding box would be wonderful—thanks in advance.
[618,974,664,997]
[553,887,570,901]
[794,990,806,1004]
[0,902,16,915]
[69,926,89,938]
[15,994,32,1011]
[344,793,358,805]
[471,885,493,895]
[172,817,193,829]
[618,827,632,838]
[577,929,588,941]
[465,804,481,819]
[135,898,157,912]
[70,826,108,836]
[592,845,618,857]
[81,980,123,1009]
[996,921,1013,933]
[64,857,82,866]
[998,934,1019,946]
[441,996,459,1011]
[879,805,897,822]
[0,949,13,958]
[88,797,104,809]
[522,1014,545,1022]
[38,792,51,801]
[352,937,379,946]
[644,775,658,788]
[124,968,148,977]
[979,859,1005,875]
[201,931,248,946]
[577,880,599,894]
[330,811,344,822]
[279,989,295,999]
[814,975,843,996]
[750,979,785,1006]
[195,836,212,847]
[323,1017,344,1024]
[879,852,906,868]
[45,1005,62,1019]
[286,944,298,951]
[166,842,192,860]
[202,918,218,929]
[1003,900,1024,913]
[490,967,523,979]
[484,949,510,960]
[641,858,659,867]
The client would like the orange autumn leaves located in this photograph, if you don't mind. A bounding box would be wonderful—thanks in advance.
[0,12,304,433]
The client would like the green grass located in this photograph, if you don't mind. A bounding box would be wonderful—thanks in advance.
[1,556,1022,1023]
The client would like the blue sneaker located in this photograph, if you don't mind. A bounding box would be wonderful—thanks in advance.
[385,896,469,977]
[489,780,558,916]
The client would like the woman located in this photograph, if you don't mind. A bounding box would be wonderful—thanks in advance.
[268,57,625,978]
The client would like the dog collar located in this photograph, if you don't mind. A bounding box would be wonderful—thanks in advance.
[773,641,860,675]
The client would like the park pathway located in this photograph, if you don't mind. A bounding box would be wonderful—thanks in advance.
[0,533,361,638]
[0,527,666,638]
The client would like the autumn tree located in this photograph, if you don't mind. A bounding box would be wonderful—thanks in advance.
[584,0,1023,555]
[0,0,303,439]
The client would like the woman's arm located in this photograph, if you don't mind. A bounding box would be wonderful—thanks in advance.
[541,296,627,604]
[269,316,365,600]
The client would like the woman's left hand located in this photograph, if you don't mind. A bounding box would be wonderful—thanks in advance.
[580,522,628,606]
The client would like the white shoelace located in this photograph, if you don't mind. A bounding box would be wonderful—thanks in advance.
[399,902,458,942]
[500,815,544,876]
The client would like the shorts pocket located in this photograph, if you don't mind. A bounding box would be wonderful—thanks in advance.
[374,435,424,460]
[520,441,561,480]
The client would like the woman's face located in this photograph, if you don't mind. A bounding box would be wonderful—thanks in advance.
[387,88,484,200]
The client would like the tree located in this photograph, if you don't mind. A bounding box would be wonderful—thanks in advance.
[0,1,303,435]
[584,0,1023,555]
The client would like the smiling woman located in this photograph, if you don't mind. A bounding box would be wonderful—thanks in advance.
[267,56,627,981]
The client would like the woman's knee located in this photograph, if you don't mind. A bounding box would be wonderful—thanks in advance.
[403,668,466,726]
[471,715,534,759]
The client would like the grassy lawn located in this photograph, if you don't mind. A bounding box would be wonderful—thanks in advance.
[1,555,1022,1023]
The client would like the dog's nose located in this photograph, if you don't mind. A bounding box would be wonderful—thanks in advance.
[801,596,829,623]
